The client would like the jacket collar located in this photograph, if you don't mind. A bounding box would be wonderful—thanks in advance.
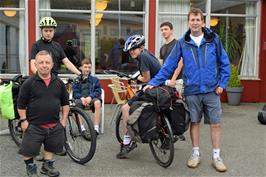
[184,27,215,44]
[33,72,56,82]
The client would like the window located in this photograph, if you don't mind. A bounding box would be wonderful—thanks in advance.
[157,0,260,79]
[38,0,146,75]
[210,0,260,79]
[0,0,27,75]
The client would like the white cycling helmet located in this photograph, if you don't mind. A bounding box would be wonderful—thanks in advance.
[123,35,145,52]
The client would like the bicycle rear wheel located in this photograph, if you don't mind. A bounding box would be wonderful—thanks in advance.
[149,115,174,168]
[115,111,123,143]
[8,118,23,147]
[64,107,96,164]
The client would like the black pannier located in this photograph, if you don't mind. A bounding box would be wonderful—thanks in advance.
[127,101,159,143]
[165,99,190,135]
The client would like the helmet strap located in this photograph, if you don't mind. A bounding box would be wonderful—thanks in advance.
[41,37,52,43]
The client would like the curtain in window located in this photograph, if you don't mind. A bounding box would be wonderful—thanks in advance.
[39,0,51,16]
[240,2,259,78]
[19,0,26,74]
[157,0,189,56]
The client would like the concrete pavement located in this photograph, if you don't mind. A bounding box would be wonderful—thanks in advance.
[0,103,265,177]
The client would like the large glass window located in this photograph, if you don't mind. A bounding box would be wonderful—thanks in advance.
[157,0,260,79]
[157,0,205,59]
[39,0,146,75]
[92,0,146,74]
[210,0,259,79]
[0,0,27,74]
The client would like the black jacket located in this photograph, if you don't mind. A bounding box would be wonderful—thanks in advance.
[17,73,69,125]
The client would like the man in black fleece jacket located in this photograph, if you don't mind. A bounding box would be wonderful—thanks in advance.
[17,50,69,177]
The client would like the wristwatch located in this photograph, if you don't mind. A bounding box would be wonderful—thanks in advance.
[20,118,27,123]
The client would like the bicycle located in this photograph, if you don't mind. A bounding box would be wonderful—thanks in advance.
[63,77,97,164]
[104,70,175,168]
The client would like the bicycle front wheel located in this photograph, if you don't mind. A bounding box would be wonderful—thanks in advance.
[8,118,23,147]
[115,111,123,143]
[64,107,96,164]
[149,115,174,168]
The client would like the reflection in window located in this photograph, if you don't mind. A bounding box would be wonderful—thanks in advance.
[40,0,145,75]
[39,12,90,74]
[50,0,91,10]
[210,0,259,78]
[0,1,26,74]
[95,13,144,74]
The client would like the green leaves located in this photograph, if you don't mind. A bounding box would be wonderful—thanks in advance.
[228,64,241,87]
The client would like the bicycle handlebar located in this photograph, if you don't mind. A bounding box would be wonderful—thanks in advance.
[0,75,29,85]
[103,70,140,80]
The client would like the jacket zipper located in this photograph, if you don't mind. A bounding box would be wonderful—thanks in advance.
[204,44,208,66]
[190,48,197,66]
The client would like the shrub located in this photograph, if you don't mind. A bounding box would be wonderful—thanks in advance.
[228,64,241,87]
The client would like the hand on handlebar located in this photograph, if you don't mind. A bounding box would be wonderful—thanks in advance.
[143,85,154,91]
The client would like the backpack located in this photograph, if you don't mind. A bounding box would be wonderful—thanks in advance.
[127,101,159,143]
[145,85,177,112]
[165,99,190,135]
[258,105,266,125]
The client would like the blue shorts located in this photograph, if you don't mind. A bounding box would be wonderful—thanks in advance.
[185,92,222,124]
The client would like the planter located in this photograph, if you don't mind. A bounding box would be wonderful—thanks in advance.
[226,87,244,106]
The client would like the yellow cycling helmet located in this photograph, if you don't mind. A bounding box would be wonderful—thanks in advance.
[39,17,57,28]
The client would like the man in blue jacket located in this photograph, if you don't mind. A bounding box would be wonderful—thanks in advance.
[145,8,230,172]
[73,59,102,135]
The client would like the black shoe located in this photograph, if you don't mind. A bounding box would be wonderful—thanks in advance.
[116,141,137,159]
[26,163,39,177]
[55,149,66,156]
[40,160,60,177]
[178,134,186,141]
[81,130,92,141]
[161,138,170,150]
[95,130,99,137]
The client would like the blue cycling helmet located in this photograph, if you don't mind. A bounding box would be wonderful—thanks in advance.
[123,35,145,52]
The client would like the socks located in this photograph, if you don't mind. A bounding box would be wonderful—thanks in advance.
[24,158,34,166]
[213,148,220,159]
[81,124,86,131]
[123,135,131,145]
[192,147,200,156]
[94,125,99,133]
[191,147,221,158]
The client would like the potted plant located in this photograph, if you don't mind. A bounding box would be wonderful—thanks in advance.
[226,64,243,105]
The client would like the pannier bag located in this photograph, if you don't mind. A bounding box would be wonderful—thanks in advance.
[127,101,159,143]
[165,99,190,135]
[144,85,177,112]
[258,105,266,125]
[0,82,15,120]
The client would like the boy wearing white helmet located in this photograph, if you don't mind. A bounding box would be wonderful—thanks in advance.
[117,34,161,159]
[30,17,81,76]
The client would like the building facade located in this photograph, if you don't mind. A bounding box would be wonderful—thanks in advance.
[0,0,265,102]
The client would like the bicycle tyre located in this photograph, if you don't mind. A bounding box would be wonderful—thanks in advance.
[8,118,23,147]
[64,107,96,164]
[115,111,123,143]
[149,115,174,168]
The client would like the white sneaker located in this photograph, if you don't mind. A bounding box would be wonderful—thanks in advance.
[212,157,227,172]
[187,154,200,168]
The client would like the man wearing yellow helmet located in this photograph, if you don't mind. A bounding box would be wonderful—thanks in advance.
[30,17,81,76]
